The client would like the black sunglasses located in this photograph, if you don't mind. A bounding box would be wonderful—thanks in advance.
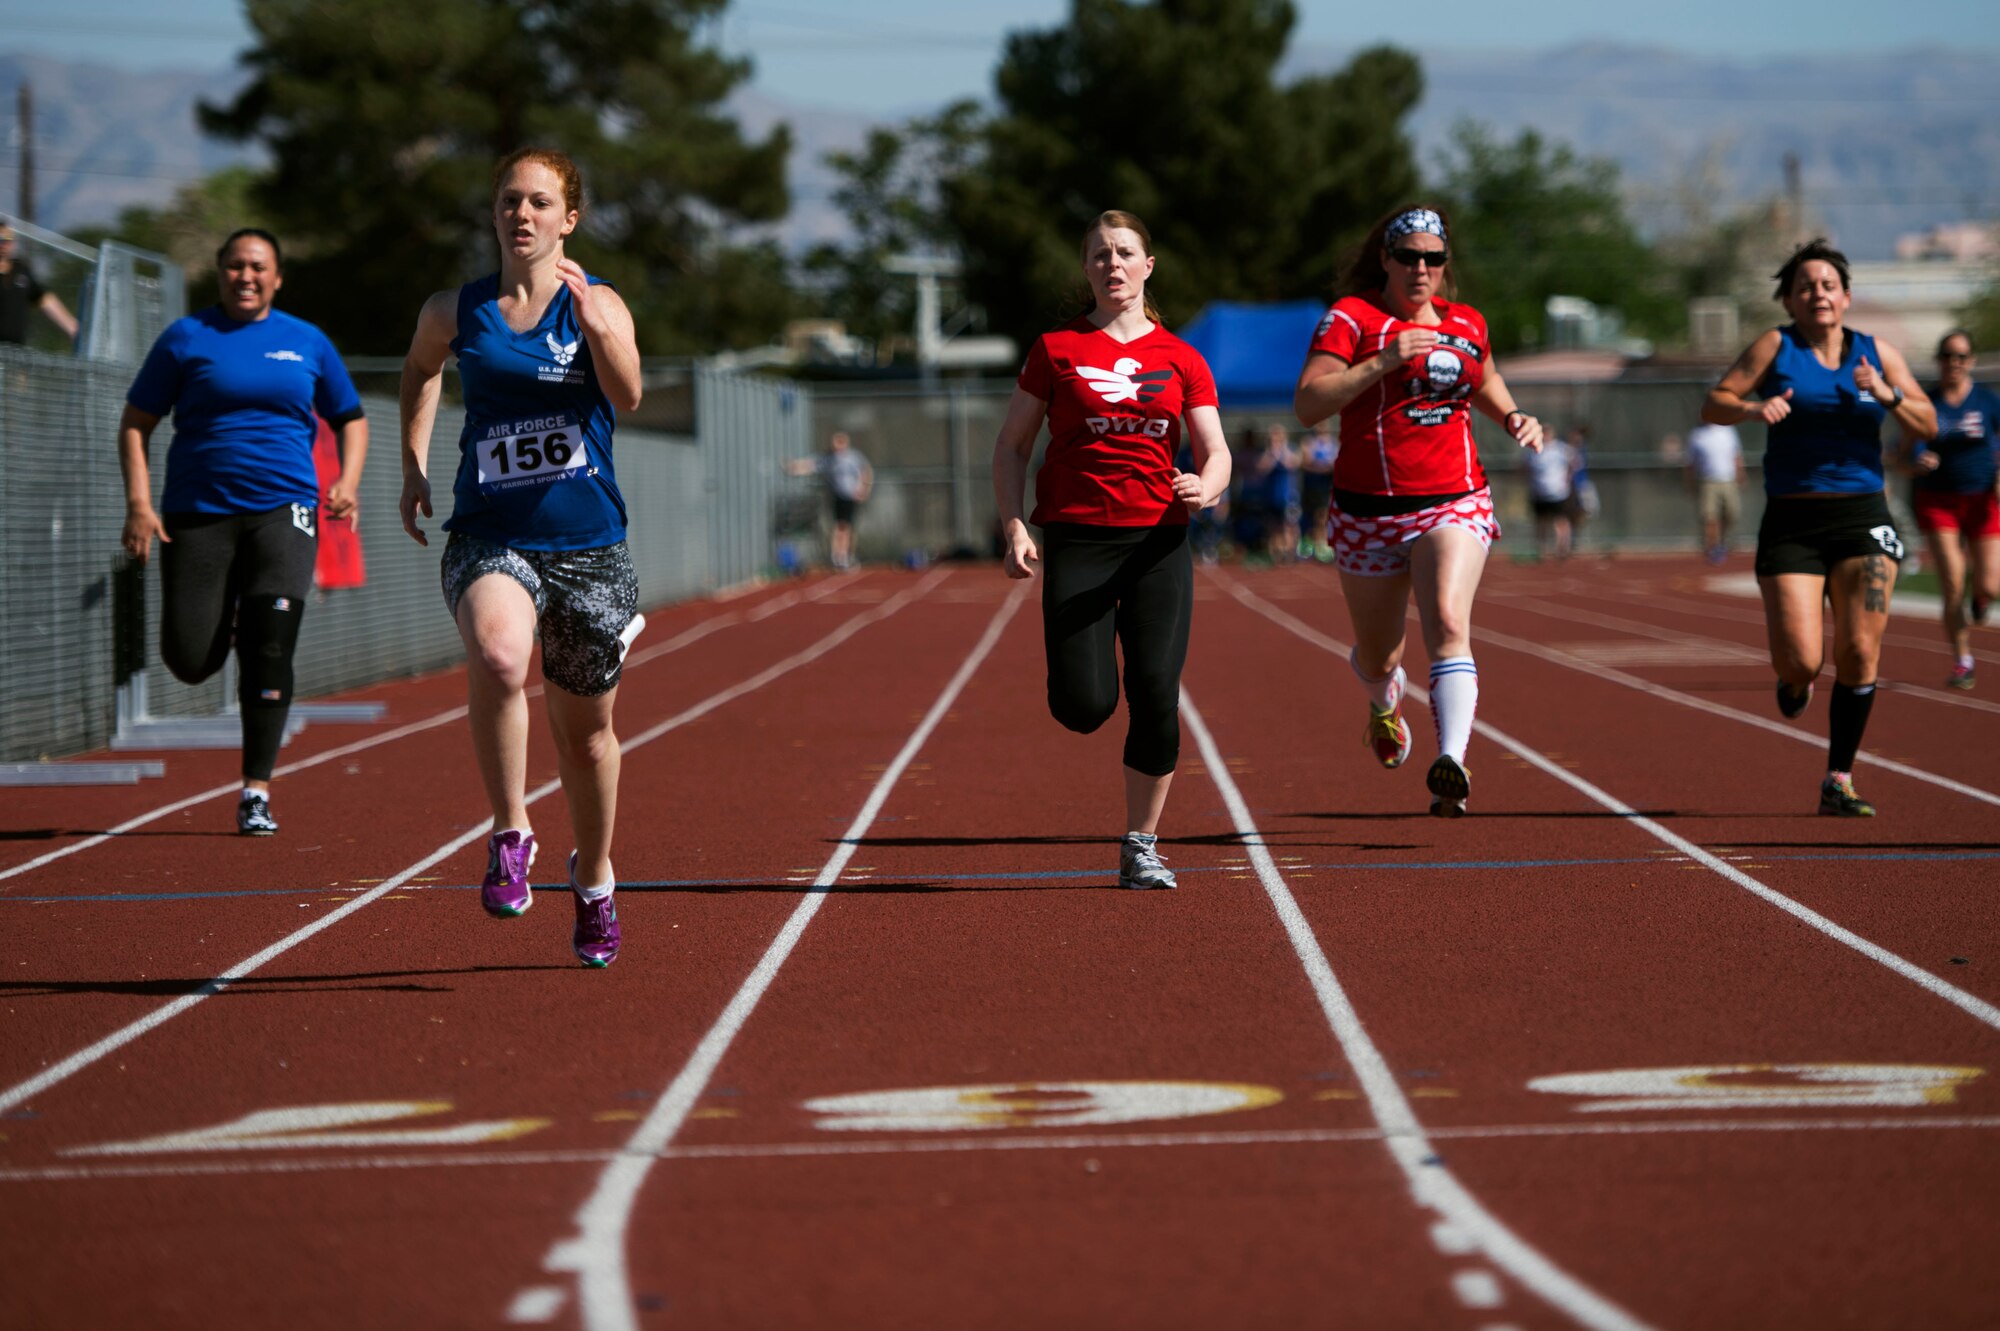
[1387,246,1448,268]
[1939,351,1972,362]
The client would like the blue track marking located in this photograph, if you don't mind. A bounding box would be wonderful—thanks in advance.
[8,849,1998,905]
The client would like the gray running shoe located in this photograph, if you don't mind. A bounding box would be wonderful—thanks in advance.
[236,792,278,836]
[1118,832,1177,890]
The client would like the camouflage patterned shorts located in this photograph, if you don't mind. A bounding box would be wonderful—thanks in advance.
[441,534,641,697]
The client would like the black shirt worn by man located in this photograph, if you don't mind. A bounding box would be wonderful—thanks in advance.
[0,262,48,344]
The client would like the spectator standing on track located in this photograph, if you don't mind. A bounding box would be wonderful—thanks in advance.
[1702,237,1935,816]
[1294,204,1545,817]
[786,430,872,570]
[0,223,78,346]
[993,209,1231,889]
[1897,329,2000,689]
[1685,418,1745,564]
[1522,428,1577,561]
[398,148,644,966]
[116,228,367,836]
[1298,419,1338,562]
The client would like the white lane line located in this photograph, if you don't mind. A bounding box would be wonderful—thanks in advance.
[540,583,1029,1331]
[0,580,838,885]
[0,572,952,1117]
[1500,594,2000,718]
[505,1286,566,1324]
[1219,576,2000,1035]
[1474,618,2000,808]
[1181,689,1654,1331]
[9,1114,2000,1184]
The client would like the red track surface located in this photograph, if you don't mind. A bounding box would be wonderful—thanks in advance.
[2,556,1996,1330]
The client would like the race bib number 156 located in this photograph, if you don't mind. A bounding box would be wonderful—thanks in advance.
[477,415,588,493]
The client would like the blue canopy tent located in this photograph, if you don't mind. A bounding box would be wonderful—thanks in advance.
[1175,299,1327,410]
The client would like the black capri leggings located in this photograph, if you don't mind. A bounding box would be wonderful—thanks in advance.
[160,505,318,781]
[1040,521,1193,777]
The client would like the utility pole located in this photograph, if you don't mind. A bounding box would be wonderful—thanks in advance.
[17,82,33,224]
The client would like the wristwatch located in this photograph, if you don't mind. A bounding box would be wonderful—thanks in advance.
[1888,385,1906,409]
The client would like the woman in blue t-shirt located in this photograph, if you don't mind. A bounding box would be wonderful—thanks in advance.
[118,228,368,836]
[1703,239,1936,816]
[397,147,643,968]
[1897,329,2000,689]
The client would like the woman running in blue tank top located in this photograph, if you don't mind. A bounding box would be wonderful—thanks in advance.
[397,148,644,966]
[1703,239,1937,816]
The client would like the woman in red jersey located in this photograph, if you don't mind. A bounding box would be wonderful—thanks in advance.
[993,209,1232,889]
[1294,204,1544,816]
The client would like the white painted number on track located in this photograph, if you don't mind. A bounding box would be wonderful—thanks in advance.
[65,1100,553,1156]
[804,1080,1282,1132]
[1529,1064,1984,1113]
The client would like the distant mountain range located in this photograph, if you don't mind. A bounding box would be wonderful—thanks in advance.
[3,43,1996,259]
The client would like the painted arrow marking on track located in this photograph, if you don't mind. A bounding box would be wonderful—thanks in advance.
[0,570,952,1119]
[66,1101,553,1155]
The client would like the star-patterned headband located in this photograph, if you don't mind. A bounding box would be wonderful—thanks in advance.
[1385,209,1446,245]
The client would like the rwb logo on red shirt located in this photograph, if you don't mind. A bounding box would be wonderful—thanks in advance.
[1076,357,1173,404]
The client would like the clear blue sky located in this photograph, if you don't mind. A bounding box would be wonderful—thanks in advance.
[2,0,1996,113]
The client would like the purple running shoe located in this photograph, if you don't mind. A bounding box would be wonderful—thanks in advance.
[570,852,621,967]
[481,829,537,918]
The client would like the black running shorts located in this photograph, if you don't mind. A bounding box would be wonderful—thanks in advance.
[1755,492,1904,577]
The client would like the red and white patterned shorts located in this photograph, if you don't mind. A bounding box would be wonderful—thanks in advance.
[1328,488,1501,577]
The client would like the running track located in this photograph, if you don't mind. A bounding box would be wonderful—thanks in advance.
[1,556,1995,1329]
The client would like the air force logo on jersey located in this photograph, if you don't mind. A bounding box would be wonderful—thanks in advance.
[1078,357,1173,405]
[538,333,584,383]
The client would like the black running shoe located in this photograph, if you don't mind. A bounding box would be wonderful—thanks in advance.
[237,792,278,836]
[1776,680,1813,720]
[1426,754,1469,817]
[1818,776,1875,818]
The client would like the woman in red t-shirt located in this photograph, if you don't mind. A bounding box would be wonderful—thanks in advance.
[993,209,1232,889]
[1294,204,1544,816]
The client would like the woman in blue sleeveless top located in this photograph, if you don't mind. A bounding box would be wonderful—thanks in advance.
[397,148,643,966]
[1703,239,1936,816]
[1897,329,2000,688]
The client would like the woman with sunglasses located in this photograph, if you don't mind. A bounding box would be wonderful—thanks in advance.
[1703,238,1935,815]
[1294,204,1543,816]
[1899,329,2000,688]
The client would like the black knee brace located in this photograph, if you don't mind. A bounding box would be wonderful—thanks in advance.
[236,595,305,782]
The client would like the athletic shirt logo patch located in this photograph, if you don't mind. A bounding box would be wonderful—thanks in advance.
[1077,357,1173,405]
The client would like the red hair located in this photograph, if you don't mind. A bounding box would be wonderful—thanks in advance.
[492,148,585,220]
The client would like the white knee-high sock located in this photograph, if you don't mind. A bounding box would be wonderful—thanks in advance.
[1350,650,1405,711]
[1428,657,1478,762]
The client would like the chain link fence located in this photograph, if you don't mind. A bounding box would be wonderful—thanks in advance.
[812,375,1790,561]
[1,354,810,762]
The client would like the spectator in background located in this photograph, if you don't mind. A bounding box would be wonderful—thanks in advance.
[787,430,872,570]
[1247,423,1301,563]
[1685,418,1745,564]
[1298,419,1338,562]
[1522,426,1578,560]
[1565,424,1600,553]
[1898,329,2000,689]
[0,223,79,346]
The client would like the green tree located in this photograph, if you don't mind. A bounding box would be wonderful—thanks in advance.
[801,100,983,353]
[1431,122,1676,354]
[1956,277,2000,351]
[73,166,271,294]
[200,0,793,353]
[942,0,1421,344]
